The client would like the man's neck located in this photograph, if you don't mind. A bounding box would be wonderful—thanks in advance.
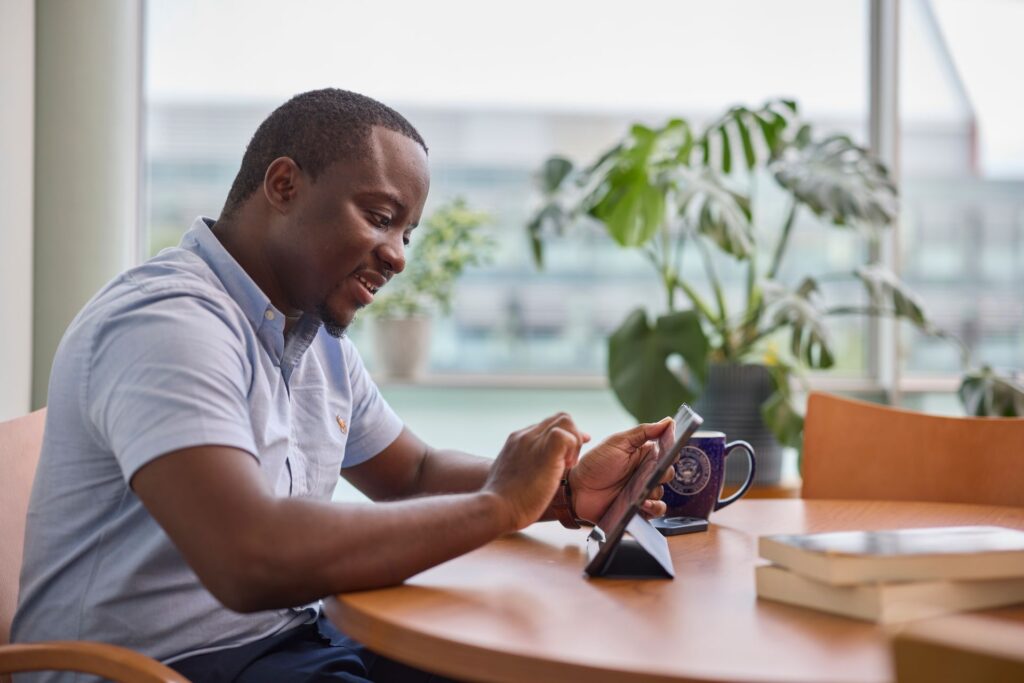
[212,210,301,323]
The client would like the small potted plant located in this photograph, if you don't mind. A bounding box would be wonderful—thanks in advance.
[526,100,938,482]
[370,197,494,380]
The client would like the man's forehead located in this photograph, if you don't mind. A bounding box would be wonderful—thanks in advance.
[363,126,428,167]
[320,136,427,186]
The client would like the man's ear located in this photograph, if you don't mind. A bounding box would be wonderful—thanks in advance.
[262,156,303,214]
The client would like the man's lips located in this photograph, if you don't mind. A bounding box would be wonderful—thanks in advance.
[351,271,388,305]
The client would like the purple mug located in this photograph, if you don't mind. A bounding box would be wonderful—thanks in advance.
[660,431,756,520]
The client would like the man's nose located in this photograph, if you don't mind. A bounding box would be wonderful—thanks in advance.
[379,233,406,275]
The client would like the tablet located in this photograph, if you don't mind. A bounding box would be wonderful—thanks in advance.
[583,404,703,577]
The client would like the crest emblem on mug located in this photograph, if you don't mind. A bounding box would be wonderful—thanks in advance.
[668,445,711,495]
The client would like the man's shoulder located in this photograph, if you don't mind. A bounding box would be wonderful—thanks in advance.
[101,248,247,323]
[127,247,234,298]
[62,248,255,359]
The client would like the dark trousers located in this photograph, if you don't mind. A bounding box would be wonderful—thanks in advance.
[169,612,455,683]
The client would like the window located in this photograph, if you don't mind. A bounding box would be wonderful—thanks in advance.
[144,0,869,379]
[899,0,1024,378]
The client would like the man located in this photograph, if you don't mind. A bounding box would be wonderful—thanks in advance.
[12,89,673,682]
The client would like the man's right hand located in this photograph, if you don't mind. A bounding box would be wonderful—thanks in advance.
[482,412,590,530]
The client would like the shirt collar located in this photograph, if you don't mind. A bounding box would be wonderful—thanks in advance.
[179,217,276,331]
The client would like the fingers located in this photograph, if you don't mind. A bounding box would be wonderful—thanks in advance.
[533,412,590,447]
[641,465,671,519]
[487,413,591,530]
[510,413,588,472]
[642,462,668,507]
[609,416,674,450]
[544,426,584,470]
[538,414,589,469]
[640,499,667,519]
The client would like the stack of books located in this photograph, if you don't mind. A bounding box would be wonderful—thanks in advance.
[755,526,1024,623]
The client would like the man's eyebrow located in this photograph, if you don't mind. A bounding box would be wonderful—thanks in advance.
[357,191,405,213]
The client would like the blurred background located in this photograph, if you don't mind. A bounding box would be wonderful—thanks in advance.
[2,0,1022,498]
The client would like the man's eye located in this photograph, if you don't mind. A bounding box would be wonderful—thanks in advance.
[403,235,411,246]
[370,212,392,228]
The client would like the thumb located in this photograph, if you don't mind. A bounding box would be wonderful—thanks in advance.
[610,416,673,450]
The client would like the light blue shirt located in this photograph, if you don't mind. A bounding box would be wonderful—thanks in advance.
[12,217,403,672]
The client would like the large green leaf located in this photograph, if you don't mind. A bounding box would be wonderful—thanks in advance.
[853,265,928,327]
[608,308,710,422]
[773,134,898,228]
[959,366,1024,417]
[698,99,802,172]
[651,118,695,165]
[761,278,835,369]
[590,171,667,247]
[585,121,693,247]
[670,167,754,258]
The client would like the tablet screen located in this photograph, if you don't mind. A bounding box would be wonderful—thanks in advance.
[583,404,703,576]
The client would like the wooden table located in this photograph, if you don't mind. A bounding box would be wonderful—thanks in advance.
[324,500,1024,683]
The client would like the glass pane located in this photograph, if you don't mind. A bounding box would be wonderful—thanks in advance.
[144,0,868,377]
[899,0,1024,376]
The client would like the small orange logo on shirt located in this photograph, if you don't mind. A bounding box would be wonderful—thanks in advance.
[335,415,347,434]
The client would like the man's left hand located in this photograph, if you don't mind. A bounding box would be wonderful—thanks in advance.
[569,417,675,524]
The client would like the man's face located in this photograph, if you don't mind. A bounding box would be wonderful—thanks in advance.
[272,127,430,336]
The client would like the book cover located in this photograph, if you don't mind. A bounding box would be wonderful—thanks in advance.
[755,563,1024,623]
[758,526,1024,585]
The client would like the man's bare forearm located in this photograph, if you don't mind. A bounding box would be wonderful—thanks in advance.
[134,445,520,613]
[239,447,561,609]
[412,447,488,494]
[412,448,559,522]
[225,489,512,611]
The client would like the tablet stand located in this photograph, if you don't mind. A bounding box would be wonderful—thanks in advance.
[586,515,675,579]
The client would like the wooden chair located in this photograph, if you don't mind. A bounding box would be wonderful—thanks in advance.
[801,392,1024,506]
[892,614,1024,682]
[0,409,189,683]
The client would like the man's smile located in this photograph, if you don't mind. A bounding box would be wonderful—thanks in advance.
[355,274,379,295]
[350,270,388,306]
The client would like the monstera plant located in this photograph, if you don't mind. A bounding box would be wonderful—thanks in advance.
[527,99,938,457]
[959,366,1024,417]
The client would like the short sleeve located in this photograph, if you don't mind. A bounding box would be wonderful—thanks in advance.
[339,339,403,468]
[86,292,259,482]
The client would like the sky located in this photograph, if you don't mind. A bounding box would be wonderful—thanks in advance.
[146,0,1024,177]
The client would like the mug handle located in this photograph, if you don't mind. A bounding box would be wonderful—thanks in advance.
[714,440,756,511]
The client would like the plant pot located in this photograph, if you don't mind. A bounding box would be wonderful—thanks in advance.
[692,363,783,485]
[373,316,432,381]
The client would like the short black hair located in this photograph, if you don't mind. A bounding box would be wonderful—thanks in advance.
[220,88,427,219]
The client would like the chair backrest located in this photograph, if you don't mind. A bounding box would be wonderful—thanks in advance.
[802,392,1024,505]
[0,409,46,646]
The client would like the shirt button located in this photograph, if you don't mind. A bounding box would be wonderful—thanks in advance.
[265,310,275,321]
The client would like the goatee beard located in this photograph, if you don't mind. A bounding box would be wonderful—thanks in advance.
[316,303,349,338]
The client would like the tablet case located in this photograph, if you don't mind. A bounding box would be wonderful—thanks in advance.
[585,515,675,579]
